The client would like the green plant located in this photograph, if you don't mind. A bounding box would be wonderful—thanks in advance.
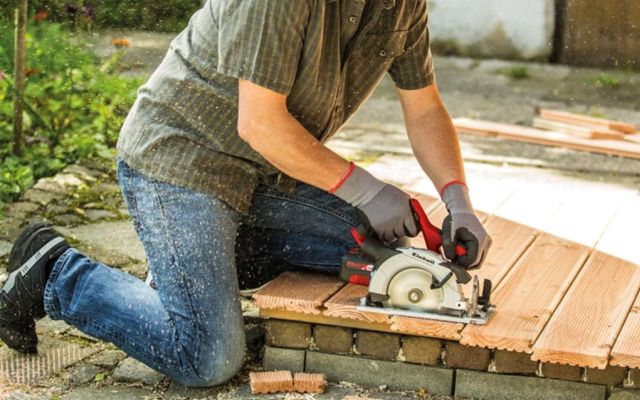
[592,73,620,88]
[503,66,530,80]
[0,21,141,208]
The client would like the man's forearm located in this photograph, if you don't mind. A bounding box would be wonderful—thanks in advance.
[239,106,350,191]
[399,87,465,192]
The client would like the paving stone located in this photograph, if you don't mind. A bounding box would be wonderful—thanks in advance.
[68,363,103,385]
[52,214,84,226]
[87,350,127,369]
[62,165,99,181]
[263,346,305,372]
[22,189,64,206]
[265,320,312,349]
[455,369,606,400]
[355,331,400,361]
[61,386,153,400]
[494,350,538,375]
[84,209,117,221]
[314,325,353,354]
[444,341,490,371]
[3,202,39,220]
[610,388,640,400]
[587,366,626,386]
[36,317,71,335]
[51,173,86,188]
[542,363,583,382]
[112,357,164,386]
[305,351,453,395]
[163,381,222,399]
[0,240,11,258]
[402,337,442,365]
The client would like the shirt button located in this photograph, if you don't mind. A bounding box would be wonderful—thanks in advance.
[379,49,387,57]
[348,15,357,23]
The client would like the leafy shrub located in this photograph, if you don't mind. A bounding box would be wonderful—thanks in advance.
[0,21,142,207]
[2,0,201,32]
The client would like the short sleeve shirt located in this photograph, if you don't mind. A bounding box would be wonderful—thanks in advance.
[117,0,434,213]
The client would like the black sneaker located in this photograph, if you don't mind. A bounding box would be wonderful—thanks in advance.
[0,222,69,353]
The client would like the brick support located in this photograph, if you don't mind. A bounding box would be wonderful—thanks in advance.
[629,368,640,388]
[265,320,311,349]
[609,388,640,400]
[313,325,353,354]
[305,351,453,395]
[455,369,606,400]
[444,342,490,371]
[355,331,400,361]
[494,350,537,375]
[263,346,305,372]
[402,337,442,366]
[541,363,583,382]
[586,366,626,386]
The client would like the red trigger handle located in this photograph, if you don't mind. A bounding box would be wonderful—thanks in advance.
[409,198,466,257]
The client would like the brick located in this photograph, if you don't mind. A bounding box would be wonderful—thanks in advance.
[444,341,490,371]
[587,366,626,386]
[610,388,640,400]
[305,351,453,395]
[402,336,442,365]
[265,320,311,349]
[355,331,400,361]
[293,372,326,394]
[494,350,537,375]
[249,370,294,394]
[314,325,353,354]
[455,369,606,400]
[542,363,583,382]
[263,346,305,372]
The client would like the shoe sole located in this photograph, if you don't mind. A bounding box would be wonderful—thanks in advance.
[7,222,48,273]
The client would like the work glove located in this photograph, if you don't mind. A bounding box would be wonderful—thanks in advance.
[332,163,418,243]
[441,182,492,269]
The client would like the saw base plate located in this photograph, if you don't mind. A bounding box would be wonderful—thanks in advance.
[357,304,496,325]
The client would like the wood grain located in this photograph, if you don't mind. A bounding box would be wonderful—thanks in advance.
[539,109,637,134]
[461,234,590,352]
[324,284,391,324]
[454,118,640,159]
[532,252,640,369]
[533,117,625,140]
[610,292,640,368]
[390,316,463,341]
[253,271,344,315]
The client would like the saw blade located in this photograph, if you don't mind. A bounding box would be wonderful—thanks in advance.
[383,267,444,312]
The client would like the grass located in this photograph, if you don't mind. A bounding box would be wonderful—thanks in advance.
[503,66,531,80]
[593,73,621,88]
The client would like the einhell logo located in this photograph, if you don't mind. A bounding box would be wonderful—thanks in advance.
[412,252,435,264]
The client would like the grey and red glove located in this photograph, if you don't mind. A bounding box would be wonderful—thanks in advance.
[331,163,418,243]
[441,181,491,269]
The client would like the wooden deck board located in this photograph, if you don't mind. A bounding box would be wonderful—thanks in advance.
[461,234,589,352]
[253,271,344,315]
[324,284,391,324]
[531,251,640,369]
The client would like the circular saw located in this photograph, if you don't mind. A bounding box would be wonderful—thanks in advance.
[339,199,495,325]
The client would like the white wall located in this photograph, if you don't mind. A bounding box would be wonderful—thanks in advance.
[427,0,555,60]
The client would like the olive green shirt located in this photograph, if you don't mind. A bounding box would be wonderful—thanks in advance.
[117,0,434,213]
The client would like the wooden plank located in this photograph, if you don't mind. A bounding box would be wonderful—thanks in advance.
[625,134,640,144]
[460,234,590,352]
[610,292,640,368]
[533,117,625,140]
[454,118,640,160]
[539,109,637,134]
[531,194,640,369]
[253,271,344,315]
[461,216,537,299]
[323,284,391,324]
[390,316,463,341]
[531,252,640,369]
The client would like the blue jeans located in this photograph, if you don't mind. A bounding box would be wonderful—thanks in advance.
[43,159,359,386]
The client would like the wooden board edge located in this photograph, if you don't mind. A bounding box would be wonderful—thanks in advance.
[531,349,609,370]
[609,353,640,369]
[459,329,533,353]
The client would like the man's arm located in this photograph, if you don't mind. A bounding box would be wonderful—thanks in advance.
[397,83,464,192]
[398,83,491,269]
[238,79,418,242]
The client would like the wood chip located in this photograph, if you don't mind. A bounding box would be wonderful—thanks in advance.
[249,370,293,394]
[293,372,327,394]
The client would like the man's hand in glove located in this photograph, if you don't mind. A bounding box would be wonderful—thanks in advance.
[331,163,418,243]
[441,182,492,269]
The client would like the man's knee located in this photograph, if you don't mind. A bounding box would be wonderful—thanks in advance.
[177,335,246,387]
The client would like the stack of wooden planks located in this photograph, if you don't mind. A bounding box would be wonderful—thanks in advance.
[253,189,640,370]
[454,109,640,159]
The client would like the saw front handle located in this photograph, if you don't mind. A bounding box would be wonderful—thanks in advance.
[409,198,466,257]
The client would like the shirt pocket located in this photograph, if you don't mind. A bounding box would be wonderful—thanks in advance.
[361,30,409,62]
